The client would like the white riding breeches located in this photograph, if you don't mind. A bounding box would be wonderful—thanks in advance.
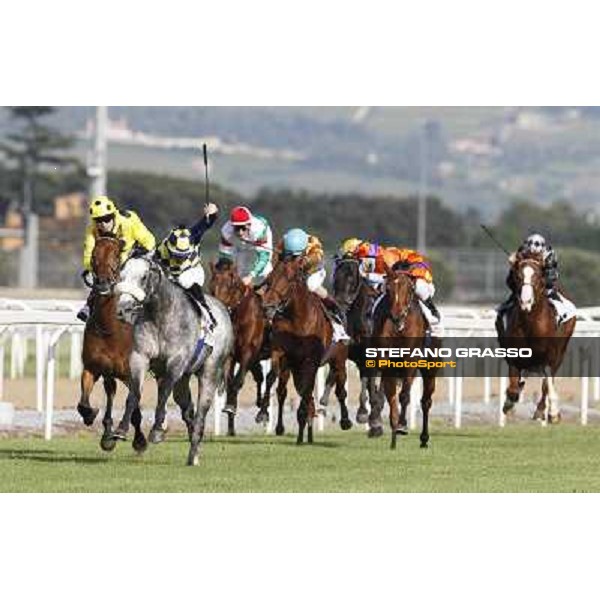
[415,279,435,301]
[365,272,385,287]
[177,265,205,289]
[307,268,327,293]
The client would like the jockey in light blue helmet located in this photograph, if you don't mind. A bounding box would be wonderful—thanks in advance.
[282,228,309,255]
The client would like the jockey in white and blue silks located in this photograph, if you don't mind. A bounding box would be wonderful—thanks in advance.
[218,206,273,286]
[497,233,576,324]
[155,203,219,339]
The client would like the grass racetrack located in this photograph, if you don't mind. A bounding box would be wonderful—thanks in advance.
[1,422,600,492]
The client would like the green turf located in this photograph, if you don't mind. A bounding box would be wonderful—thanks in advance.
[0,423,599,492]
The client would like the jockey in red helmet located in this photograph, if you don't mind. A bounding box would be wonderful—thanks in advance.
[219,206,273,286]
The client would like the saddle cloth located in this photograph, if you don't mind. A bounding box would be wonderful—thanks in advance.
[500,292,576,331]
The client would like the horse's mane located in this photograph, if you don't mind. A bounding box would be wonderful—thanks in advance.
[95,232,119,243]
[516,250,544,268]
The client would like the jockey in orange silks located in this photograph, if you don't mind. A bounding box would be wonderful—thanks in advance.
[339,238,441,331]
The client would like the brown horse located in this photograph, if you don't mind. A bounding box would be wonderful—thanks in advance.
[369,265,439,449]
[77,236,194,451]
[497,254,575,422]
[258,255,352,443]
[76,235,146,451]
[208,258,269,436]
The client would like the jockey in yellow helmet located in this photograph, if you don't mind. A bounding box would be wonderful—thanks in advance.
[78,195,156,321]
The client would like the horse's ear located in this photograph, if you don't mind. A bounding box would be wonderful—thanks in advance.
[384,262,394,278]
[209,260,215,274]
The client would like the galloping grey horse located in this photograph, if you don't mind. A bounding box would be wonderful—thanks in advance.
[113,256,233,466]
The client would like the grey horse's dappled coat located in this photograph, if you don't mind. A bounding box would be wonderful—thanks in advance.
[114,257,233,465]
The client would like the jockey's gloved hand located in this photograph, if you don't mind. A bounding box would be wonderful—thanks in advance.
[130,244,149,259]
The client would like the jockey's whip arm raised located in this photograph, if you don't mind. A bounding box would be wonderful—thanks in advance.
[202,143,210,222]
[480,224,510,257]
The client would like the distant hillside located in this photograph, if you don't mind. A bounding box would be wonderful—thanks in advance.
[2,106,600,218]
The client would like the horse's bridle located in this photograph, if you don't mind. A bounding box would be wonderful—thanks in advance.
[116,256,162,318]
[262,268,305,318]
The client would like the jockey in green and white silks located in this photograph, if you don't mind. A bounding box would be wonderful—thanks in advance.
[218,206,273,286]
[497,233,576,324]
[156,203,219,339]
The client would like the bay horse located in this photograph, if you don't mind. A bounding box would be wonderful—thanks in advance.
[496,254,575,422]
[369,264,439,449]
[76,234,146,452]
[258,255,352,443]
[208,258,269,436]
[332,257,379,424]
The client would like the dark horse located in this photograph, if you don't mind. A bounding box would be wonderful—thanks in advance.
[76,235,145,451]
[208,258,269,436]
[496,254,575,423]
[258,255,352,443]
[369,265,440,449]
[332,257,379,424]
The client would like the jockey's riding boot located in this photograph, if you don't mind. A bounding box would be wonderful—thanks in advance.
[77,305,89,323]
[76,294,93,322]
[189,284,218,331]
[496,295,515,316]
[423,297,441,321]
[322,296,346,326]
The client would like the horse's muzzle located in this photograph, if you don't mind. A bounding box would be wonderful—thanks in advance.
[95,281,113,296]
[116,298,139,323]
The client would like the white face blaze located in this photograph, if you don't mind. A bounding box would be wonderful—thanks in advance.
[520,265,535,312]
[115,258,150,312]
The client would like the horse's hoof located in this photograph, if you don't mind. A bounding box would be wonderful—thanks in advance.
[368,425,383,438]
[548,412,562,424]
[77,404,99,427]
[396,425,409,436]
[111,429,128,441]
[100,436,117,452]
[340,418,353,431]
[532,409,545,421]
[187,452,199,466]
[132,435,148,454]
[420,440,429,449]
[227,430,236,437]
[275,424,285,436]
[148,428,166,444]
[356,408,369,424]
[255,410,269,424]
